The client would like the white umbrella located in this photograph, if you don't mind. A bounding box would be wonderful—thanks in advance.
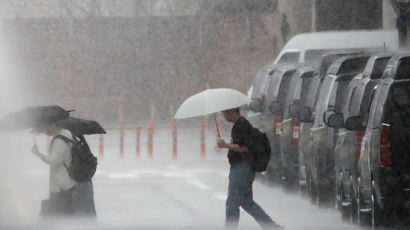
[174,88,250,136]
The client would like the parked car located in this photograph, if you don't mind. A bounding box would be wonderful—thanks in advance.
[274,30,398,66]
[269,65,315,190]
[300,54,372,207]
[355,53,410,228]
[248,65,298,183]
[296,52,368,199]
[247,62,277,129]
[326,54,392,222]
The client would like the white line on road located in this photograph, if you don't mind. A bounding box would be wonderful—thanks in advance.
[185,179,211,190]
[107,173,139,179]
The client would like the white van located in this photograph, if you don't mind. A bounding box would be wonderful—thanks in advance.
[274,30,399,66]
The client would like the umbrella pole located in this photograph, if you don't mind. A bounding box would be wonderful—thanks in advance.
[213,113,221,138]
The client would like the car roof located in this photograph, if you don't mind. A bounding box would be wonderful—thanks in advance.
[282,30,399,51]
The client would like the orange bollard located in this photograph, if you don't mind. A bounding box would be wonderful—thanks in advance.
[136,125,141,158]
[99,134,104,158]
[200,123,205,159]
[172,120,177,159]
[147,121,154,158]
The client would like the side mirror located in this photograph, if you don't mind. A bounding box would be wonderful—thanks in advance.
[345,116,365,131]
[288,104,300,118]
[327,113,344,128]
[299,106,313,122]
[323,110,336,125]
[269,102,283,115]
[249,98,264,113]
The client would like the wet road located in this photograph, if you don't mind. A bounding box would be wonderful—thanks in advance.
[0,129,361,230]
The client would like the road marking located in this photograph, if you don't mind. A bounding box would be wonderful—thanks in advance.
[163,172,194,178]
[185,179,211,190]
[107,173,139,179]
[131,169,160,175]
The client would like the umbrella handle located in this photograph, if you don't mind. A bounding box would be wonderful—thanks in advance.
[213,113,221,138]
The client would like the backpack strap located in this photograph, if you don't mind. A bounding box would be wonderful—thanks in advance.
[53,135,75,144]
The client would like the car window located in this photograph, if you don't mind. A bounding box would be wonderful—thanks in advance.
[395,57,410,80]
[371,57,390,79]
[350,83,366,116]
[277,51,300,64]
[277,71,295,106]
[303,75,319,107]
[335,79,353,114]
[373,83,390,128]
[266,69,295,105]
[314,76,335,127]
[305,50,329,67]
[338,57,369,75]
[341,80,359,118]
[299,72,314,105]
[367,86,379,130]
[383,82,410,127]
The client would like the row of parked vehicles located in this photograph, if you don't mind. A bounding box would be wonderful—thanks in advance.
[247,30,410,228]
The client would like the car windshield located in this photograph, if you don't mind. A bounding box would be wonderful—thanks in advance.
[277,51,299,64]
[314,76,336,126]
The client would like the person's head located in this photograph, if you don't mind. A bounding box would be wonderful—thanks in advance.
[222,107,240,122]
[33,122,60,136]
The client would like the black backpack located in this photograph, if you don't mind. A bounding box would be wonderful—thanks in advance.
[53,135,97,182]
[248,128,271,172]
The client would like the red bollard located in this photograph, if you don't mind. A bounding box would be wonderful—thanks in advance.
[99,134,104,158]
[136,125,141,158]
[172,120,177,159]
[147,121,154,158]
[200,123,205,159]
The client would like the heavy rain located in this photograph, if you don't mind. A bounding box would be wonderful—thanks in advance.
[0,0,409,230]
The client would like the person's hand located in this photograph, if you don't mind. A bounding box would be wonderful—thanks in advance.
[217,139,226,149]
[31,145,40,155]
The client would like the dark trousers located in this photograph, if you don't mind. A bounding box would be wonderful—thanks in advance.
[226,162,276,229]
[72,181,97,217]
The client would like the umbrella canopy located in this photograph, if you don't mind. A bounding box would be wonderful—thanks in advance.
[56,117,106,136]
[0,105,70,132]
[174,88,250,119]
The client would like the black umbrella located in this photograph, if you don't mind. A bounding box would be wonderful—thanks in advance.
[0,105,70,132]
[56,117,106,136]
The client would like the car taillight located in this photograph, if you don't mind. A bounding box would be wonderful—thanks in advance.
[275,117,282,141]
[292,118,300,145]
[262,95,266,104]
[356,131,365,158]
[380,123,392,166]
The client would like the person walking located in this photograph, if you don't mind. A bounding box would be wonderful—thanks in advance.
[32,120,77,217]
[32,119,97,218]
[217,108,284,230]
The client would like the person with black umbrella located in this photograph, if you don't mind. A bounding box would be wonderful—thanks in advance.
[1,105,104,219]
[31,117,78,217]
